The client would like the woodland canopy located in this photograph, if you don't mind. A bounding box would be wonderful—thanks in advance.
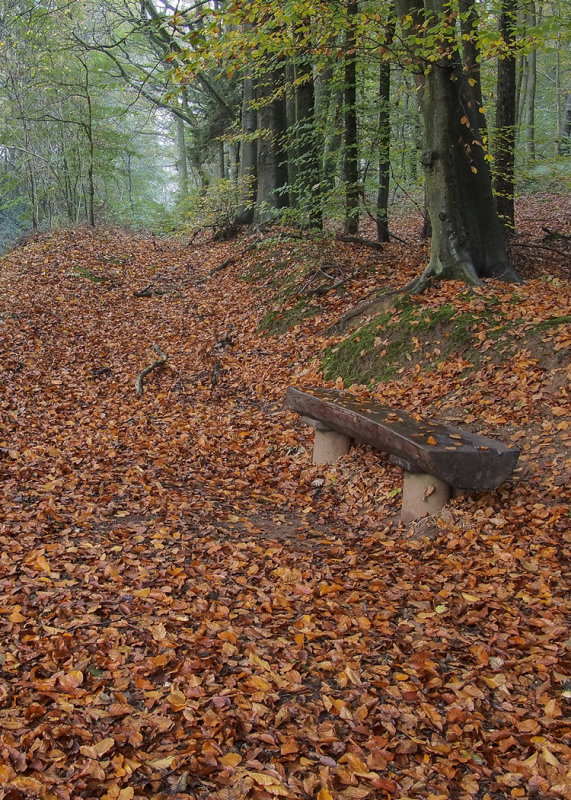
[0,0,569,282]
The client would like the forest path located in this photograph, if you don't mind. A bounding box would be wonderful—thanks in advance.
[0,221,569,799]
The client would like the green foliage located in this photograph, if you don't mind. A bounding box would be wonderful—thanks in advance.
[176,176,254,237]
[72,265,107,283]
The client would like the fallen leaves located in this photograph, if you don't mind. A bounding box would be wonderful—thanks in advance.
[0,211,569,799]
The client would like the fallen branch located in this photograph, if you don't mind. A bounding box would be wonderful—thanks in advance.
[134,283,166,298]
[542,226,570,241]
[509,240,569,259]
[335,234,384,251]
[209,242,260,276]
[135,344,168,397]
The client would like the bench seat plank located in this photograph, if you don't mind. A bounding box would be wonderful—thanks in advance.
[286,386,520,491]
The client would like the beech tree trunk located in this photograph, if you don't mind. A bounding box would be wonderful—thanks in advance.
[343,0,359,235]
[525,3,537,163]
[494,0,518,231]
[236,75,258,225]
[293,51,322,228]
[396,0,521,290]
[376,47,392,242]
[174,112,189,199]
[253,65,289,225]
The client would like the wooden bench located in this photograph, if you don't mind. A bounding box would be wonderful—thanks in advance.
[286,386,520,522]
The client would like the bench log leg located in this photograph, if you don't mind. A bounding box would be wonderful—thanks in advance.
[401,472,451,523]
[313,429,352,465]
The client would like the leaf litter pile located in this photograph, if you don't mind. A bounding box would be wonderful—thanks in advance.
[0,202,569,800]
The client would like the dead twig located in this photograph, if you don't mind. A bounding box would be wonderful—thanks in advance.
[135,344,168,397]
[509,240,569,259]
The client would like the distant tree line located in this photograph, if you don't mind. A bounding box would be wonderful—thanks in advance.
[1,0,569,281]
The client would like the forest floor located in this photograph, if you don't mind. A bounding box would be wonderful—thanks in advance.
[0,195,569,800]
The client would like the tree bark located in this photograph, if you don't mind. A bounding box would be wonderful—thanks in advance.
[174,111,189,199]
[396,0,521,289]
[343,0,359,235]
[236,74,258,225]
[293,50,322,228]
[525,3,537,163]
[494,0,518,231]
[376,30,392,242]
[253,65,289,225]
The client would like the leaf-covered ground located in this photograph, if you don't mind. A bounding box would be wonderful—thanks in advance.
[0,198,569,800]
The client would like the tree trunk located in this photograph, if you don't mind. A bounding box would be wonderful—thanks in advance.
[321,76,344,200]
[174,112,189,199]
[236,74,258,225]
[376,31,392,242]
[78,56,95,227]
[253,65,289,225]
[494,0,518,231]
[459,0,486,134]
[396,0,521,290]
[525,3,537,163]
[85,111,95,227]
[415,61,519,288]
[293,51,322,228]
[343,0,359,235]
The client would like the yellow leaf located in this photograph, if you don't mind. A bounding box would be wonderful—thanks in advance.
[148,756,174,769]
[167,688,187,711]
[35,554,51,571]
[220,752,242,767]
[248,771,285,788]
[151,622,167,641]
[0,763,16,782]
[10,777,43,792]
[317,790,334,800]
[318,582,342,596]
[117,790,134,800]
[248,675,272,692]
[80,737,115,759]
[541,746,560,767]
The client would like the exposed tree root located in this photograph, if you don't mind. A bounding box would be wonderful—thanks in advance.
[135,344,168,397]
[326,290,397,334]
[134,283,167,298]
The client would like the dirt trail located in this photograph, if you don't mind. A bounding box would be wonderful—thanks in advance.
[0,222,569,799]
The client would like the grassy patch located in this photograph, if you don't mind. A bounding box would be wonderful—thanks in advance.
[72,266,108,284]
[322,294,512,386]
[531,315,571,331]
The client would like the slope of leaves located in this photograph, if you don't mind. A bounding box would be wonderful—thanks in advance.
[0,201,569,800]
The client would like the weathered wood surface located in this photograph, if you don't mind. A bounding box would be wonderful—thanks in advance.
[286,386,520,491]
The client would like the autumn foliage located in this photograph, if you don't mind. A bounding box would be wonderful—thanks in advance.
[0,199,569,799]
